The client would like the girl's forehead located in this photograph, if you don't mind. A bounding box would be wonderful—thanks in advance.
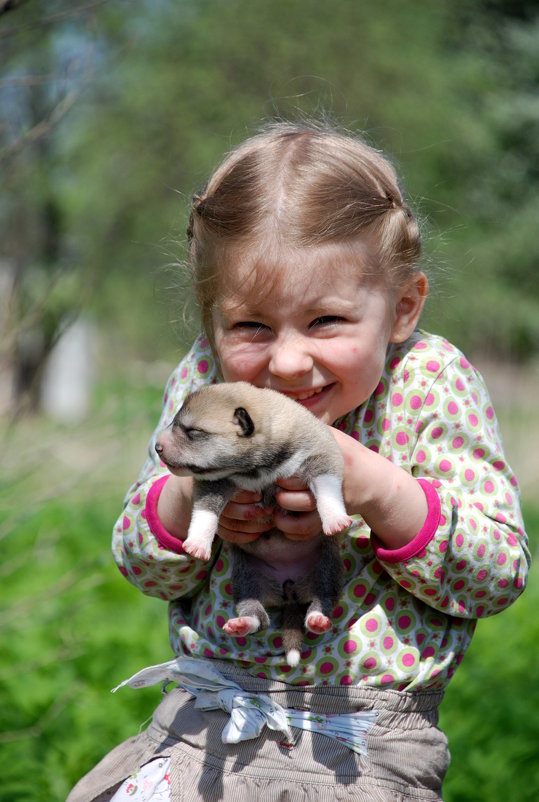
[216,239,378,308]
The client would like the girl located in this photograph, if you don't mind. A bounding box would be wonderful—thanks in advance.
[69,122,530,802]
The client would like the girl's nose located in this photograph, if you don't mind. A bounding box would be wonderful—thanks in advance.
[268,334,314,379]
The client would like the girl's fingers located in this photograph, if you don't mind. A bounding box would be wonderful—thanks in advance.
[216,525,267,545]
[218,513,274,535]
[223,500,273,522]
[272,507,323,541]
[273,487,316,513]
[217,481,320,542]
[219,490,274,536]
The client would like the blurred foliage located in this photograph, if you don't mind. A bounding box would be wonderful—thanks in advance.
[1,0,538,370]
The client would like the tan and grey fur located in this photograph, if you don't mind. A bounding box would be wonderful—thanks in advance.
[155,382,352,666]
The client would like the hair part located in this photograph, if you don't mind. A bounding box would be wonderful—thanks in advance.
[186,121,422,340]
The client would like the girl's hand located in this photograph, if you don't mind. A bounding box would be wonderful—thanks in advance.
[217,481,323,544]
[217,489,275,545]
[273,477,323,541]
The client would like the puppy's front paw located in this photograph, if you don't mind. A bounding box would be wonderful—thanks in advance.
[182,538,212,561]
[305,611,332,634]
[310,475,352,535]
[183,508,218,561]
[223,616,260,636]
[322,513,353,536]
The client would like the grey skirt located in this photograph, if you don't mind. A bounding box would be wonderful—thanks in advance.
[67,662,449,802]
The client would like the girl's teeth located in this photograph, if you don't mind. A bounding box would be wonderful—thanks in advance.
[294,387,324,401]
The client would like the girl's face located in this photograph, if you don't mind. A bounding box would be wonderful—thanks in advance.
[212,241,426,425]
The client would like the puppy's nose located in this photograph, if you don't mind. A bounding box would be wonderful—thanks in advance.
[155,441,164,455]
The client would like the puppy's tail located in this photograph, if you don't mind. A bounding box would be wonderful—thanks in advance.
[281,604,306,668]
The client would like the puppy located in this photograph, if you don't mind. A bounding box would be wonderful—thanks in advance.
[155,382,352,666]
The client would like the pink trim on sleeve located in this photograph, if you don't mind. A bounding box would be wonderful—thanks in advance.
[371,478,441,564]
[145,475,187,555]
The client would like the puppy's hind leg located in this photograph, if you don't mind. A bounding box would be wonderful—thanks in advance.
[304,600,333,635]
[223,600,270,637]
[304,535,344,634]
[223,547,271,637]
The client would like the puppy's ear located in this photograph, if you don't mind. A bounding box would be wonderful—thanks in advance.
[233,407,255,437]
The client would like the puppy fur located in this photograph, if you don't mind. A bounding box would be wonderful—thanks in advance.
[155,382,352,666]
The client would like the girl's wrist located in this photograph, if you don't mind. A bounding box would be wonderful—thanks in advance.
[331,427,428,549]
[155,473,194,540]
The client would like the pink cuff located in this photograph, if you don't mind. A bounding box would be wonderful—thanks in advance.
[371,478,441,564]
[145,475,187,555]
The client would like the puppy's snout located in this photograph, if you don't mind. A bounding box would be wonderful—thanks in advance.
[155,432,170,456]
[155,429,175,461]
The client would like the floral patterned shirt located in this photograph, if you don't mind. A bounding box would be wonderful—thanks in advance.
[112,330,530,691]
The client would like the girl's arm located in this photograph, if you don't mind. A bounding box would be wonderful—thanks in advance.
[112,337,220,600]
[329,429,429,549]
[347,354,530,619]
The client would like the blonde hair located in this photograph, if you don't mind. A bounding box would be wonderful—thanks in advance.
[187,121,421,339]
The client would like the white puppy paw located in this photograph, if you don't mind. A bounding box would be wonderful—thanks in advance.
[183,509,218,561]
[305,611,332,634]
[223,616,260,636]
[322,513,353,536]
[182,538,213,561]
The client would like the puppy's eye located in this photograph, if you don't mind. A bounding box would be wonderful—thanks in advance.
[185,427,208,441]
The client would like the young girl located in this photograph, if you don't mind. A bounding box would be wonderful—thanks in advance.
[68,122,530,802]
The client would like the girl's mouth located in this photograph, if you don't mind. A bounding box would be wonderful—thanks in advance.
[282,384,334,408]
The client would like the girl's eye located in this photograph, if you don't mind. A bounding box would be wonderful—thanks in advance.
[232,321,270,336]
[309,315,345,328]
[234,321,268,329]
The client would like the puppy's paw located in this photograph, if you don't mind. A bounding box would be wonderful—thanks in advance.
[223,616,260,636]
[311,475,352,535]
[184,509,218,560]
[305,611,332,634]
[322,514,353,536]
[182,538,212,561]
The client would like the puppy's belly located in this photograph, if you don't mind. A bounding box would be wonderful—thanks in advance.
[238,530,324,584]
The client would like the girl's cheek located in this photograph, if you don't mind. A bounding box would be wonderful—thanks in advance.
[219,350,266,382]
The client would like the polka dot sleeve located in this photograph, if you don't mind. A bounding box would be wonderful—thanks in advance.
[374,347,530,619]
[111,335,219,600]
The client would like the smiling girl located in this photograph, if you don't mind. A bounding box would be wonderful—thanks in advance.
[68,122,529,802]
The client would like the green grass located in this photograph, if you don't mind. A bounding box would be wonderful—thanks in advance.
[0,387,537,801]
[0,378,172,801]
[0,496,173,802]
[439,503,539,802]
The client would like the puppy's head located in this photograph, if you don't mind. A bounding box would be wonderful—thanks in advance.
[155,383,263,480]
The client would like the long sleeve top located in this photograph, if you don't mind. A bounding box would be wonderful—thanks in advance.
[112,330,530,691]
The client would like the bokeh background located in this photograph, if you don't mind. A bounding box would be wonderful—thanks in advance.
[1,1,538,800]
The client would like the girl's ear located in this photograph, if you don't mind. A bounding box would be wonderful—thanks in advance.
[389,272,429,343]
